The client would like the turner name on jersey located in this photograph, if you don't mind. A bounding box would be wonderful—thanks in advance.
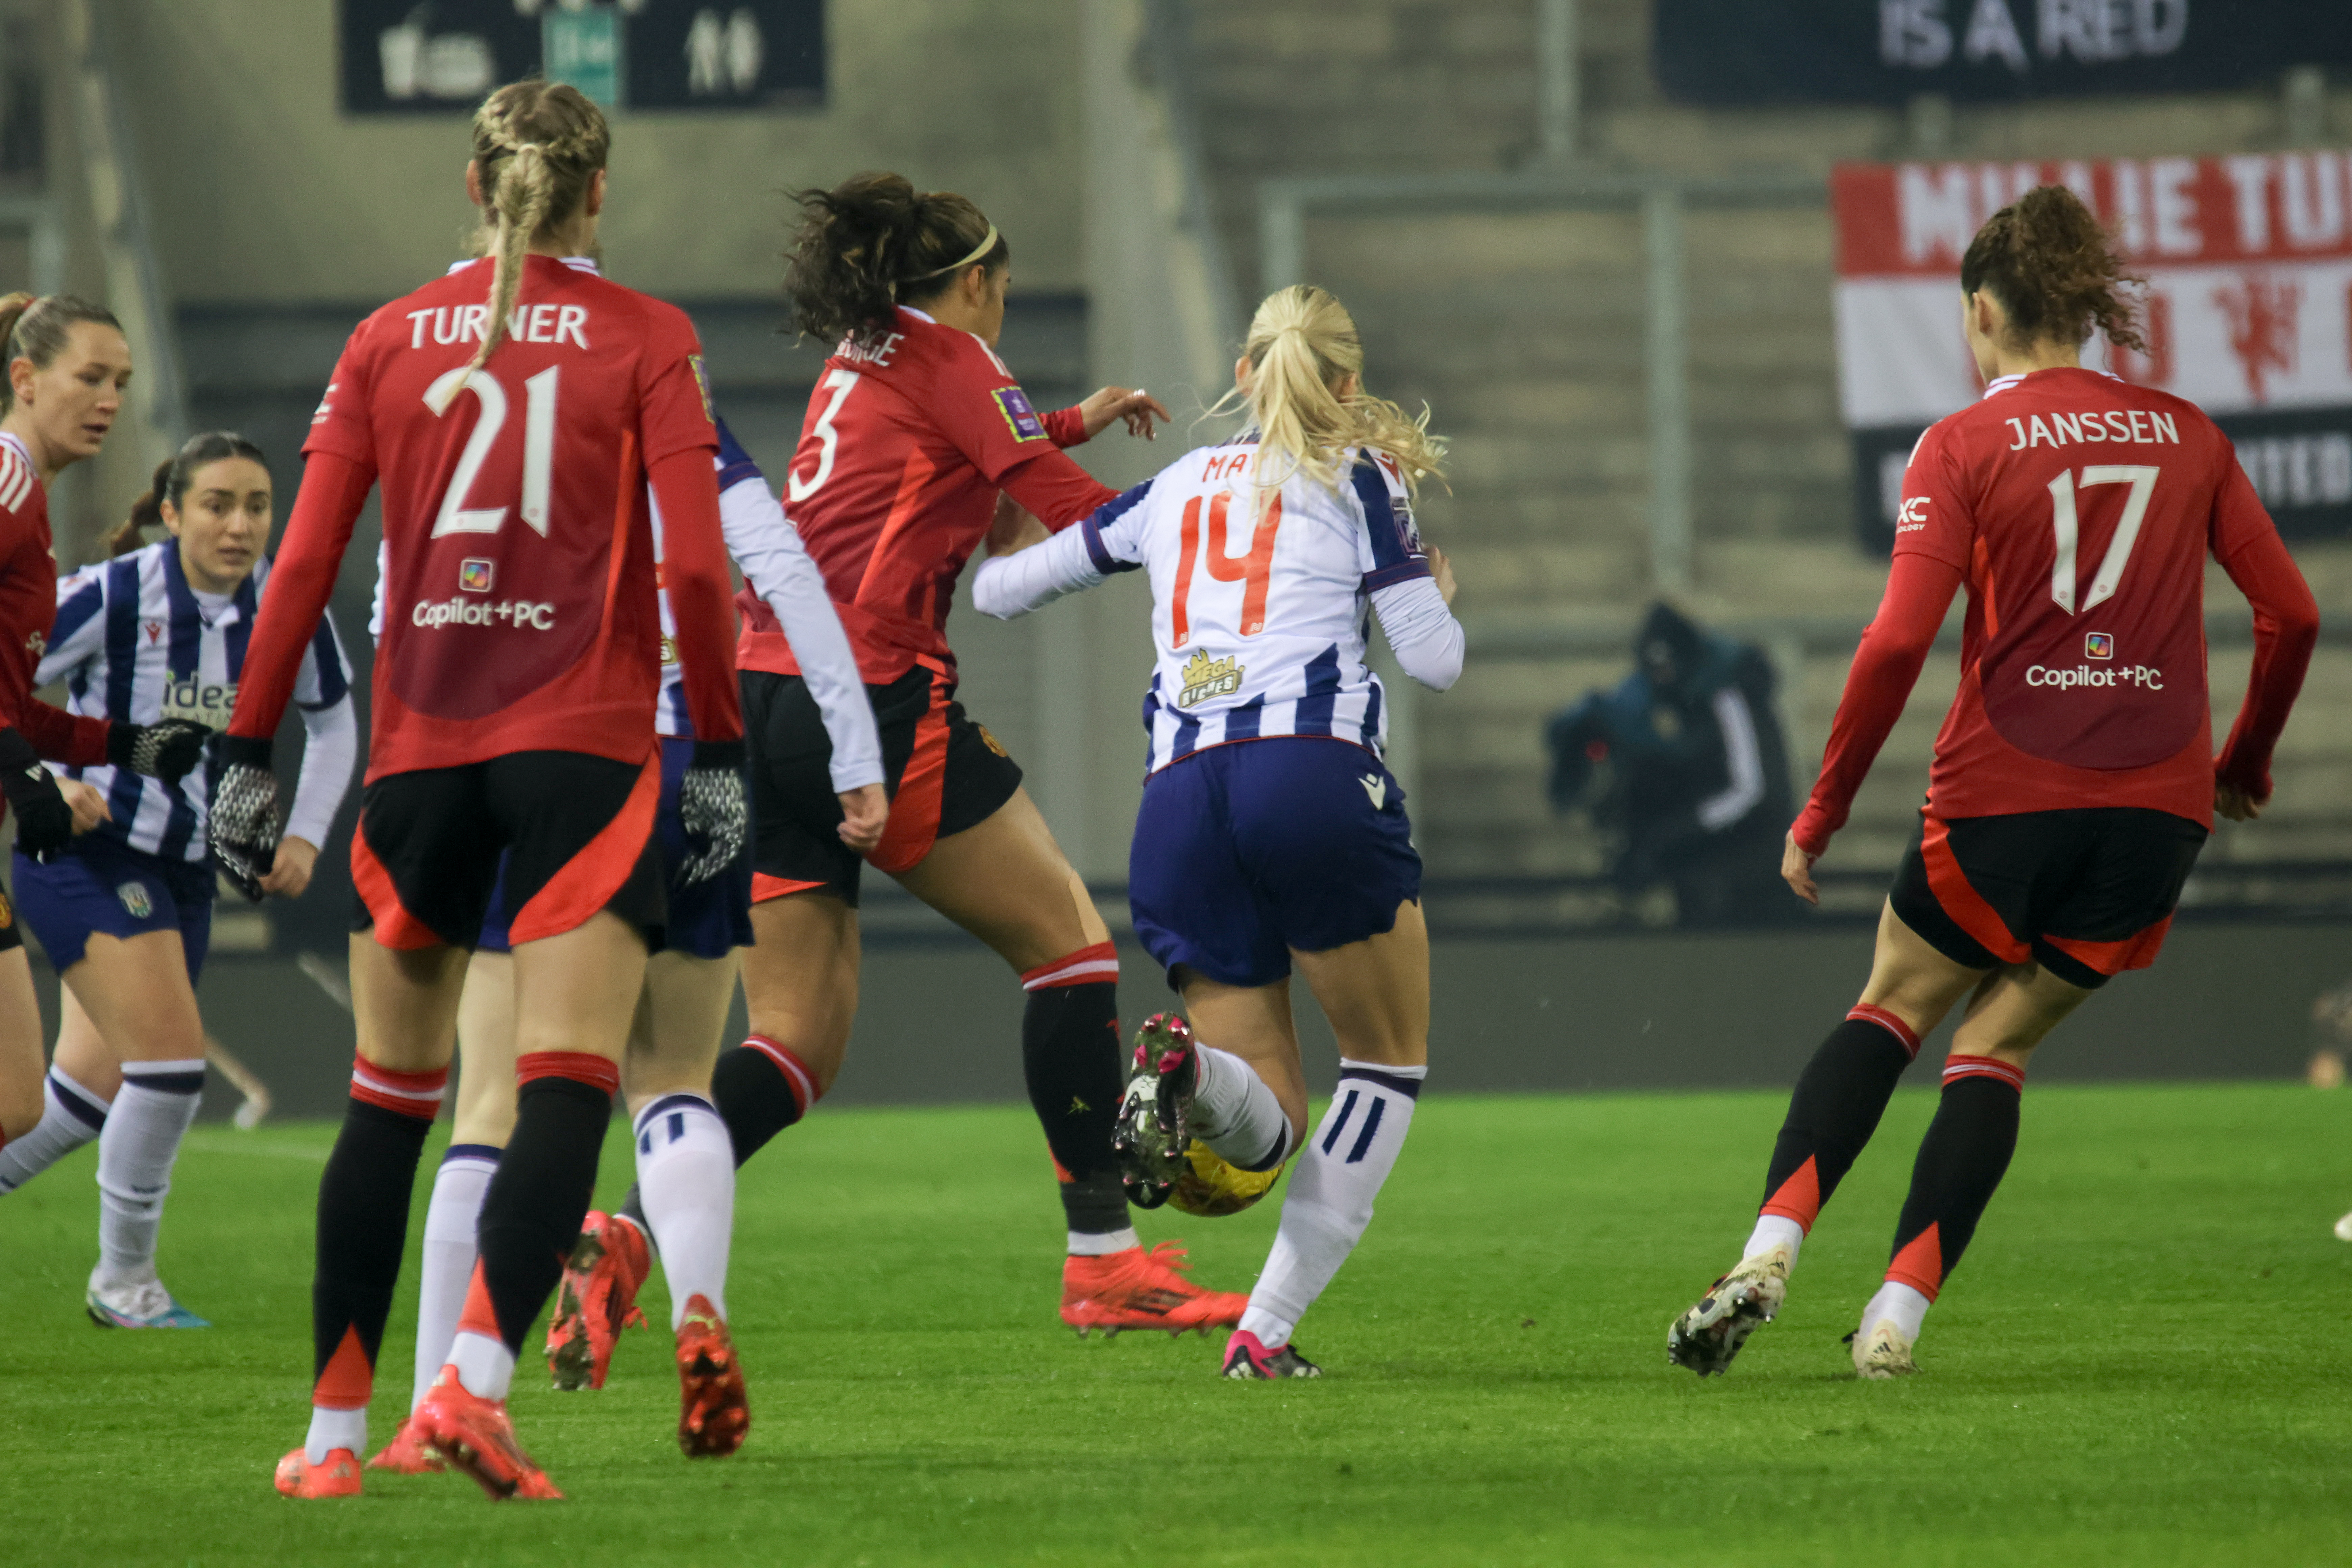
[1083,438,1433,773]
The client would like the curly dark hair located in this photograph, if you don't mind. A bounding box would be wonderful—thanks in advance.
[1960,185,2145,353]
[782,171,1009,345]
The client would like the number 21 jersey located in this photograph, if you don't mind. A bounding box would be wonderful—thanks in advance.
[1896,365,2279,825]
[304,254,718,778]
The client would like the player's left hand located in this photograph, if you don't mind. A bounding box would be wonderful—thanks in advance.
[1782,831,1821,906]
[259,835,319,899]
[2215,780,2266,822]
[209,736,282,903]
[679,739,750,885]
[836,783,887,852]
[1427,545,1457,607]
[1077,386,1171,441]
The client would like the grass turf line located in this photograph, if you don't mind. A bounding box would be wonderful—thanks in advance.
[0,1084,2346,1566]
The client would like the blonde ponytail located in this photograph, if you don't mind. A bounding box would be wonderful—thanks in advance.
[431,81,611,415]
[1212,285,1446,503]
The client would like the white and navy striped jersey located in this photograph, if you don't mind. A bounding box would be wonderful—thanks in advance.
[974,436,1464,775]
[45,542,357,861]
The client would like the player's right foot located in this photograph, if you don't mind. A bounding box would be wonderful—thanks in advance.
[85,1275,209,1329]
[274,1447,362,1498]
[1113,1013,1197,1209]
[2334,1209,2352,1242]
[1060,1242,1249,1337]
[546,1210,650,1391]
[674,1295,750,1458]
[1851,1319,1918,1379]
[413,1367,563,1500]
[1222,1329,1321,1379]
[364,1415,445,1474]
[1666,1246,1790,1377]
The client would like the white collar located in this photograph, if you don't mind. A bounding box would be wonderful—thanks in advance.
[444,254,601,277]
[0,430,30,472]
[1980,366,2120,400]
[899,306,935,324]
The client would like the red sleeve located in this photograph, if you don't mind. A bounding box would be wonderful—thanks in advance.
[1042,406,1089,449]
[1889,419,1974,572]
[17,700,108,766]
[227,454,375,741]
[646,448,743,744]
[2211,468,2319,801]
[301,327,378,465]
[1790,551,1964,857]
[999,451,1122,532]
[923,334,1061,481]
[638,307,720,467]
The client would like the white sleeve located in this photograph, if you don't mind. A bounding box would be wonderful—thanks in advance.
[283,693,358,848]
[1368,575,1465,691]
[39,569,110,687]
[367,539,386,644]
[719,473,883,792]
[972,480,1153,620]
[1696,686,1765,832]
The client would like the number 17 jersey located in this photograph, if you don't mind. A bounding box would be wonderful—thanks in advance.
[304,254,718,779]
[1896,365,2280,826]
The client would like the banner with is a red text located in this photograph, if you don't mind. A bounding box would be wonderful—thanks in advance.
[1834,153,2352,548]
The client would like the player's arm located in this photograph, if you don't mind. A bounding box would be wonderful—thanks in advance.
[1353,459,1464,690]
[20,571,113,768]
[972,481,1152,619]
[711,419,882,794]
[2210,463,2321,820]
[261,612,359,899]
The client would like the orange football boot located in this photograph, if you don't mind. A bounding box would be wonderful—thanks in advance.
[673,1294,750,1458]
[274,1447,362,1498]
[412,1367,564,1501]
[365,1414,445,1474]
[1060,1242,1250,1337]
[545,1210,650,1391]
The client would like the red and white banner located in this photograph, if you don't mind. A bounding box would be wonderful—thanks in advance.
[1834,154,2352,542]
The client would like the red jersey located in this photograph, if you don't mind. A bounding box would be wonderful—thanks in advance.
[238,255,736,778]
[1796,366,2317,852]
[0,434,111,770]
[735,306,1118,683]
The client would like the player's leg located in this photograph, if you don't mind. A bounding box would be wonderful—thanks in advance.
[1669,814,2000,1377]
[617,948,749,1455]
[0,989,115,1194]
[0,939,46,1157]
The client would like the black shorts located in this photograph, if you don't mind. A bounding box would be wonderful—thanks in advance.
[351,749,666,951]
[745,659,1023,907]
[1889,807,2207,991]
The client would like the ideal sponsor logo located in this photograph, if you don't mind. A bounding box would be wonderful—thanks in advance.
[459,558,495,594]
[159,678,237,731]
[411,597,557,631]
[2025,662,2164,690]
[1176,648,1243,709]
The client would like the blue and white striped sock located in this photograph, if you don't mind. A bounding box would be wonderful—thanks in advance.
[94,1057,205,1287]
[0,1068,112,1194]
[635,1093,734,1328]
[1238,1059,1426,1349]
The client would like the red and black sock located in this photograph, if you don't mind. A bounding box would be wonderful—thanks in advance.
[311,1058,447,1404]
[1758,1004,1921,1231]
[475,1052,616,1353]
[1021,944,1129,1238]
[616,1035,816,1243]
[1884,1055,2024,1300]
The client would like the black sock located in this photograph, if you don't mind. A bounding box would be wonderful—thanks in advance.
[311,1097,434,1390]
[1022,977,1129,1238]
[1885,1058,2023,1299]
[1758,1006,1921,1230]
[616,1039,810,1243]
[476,1075,612,1353]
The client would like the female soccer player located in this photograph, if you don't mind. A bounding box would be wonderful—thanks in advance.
[0,433,354,1332]
[0,295,207,1183]
[1667,186,2320,1380]
[366,412,883,1469]
[563,171,1250,1339]
[216,80,749,1502]
[973,283,1465,1377]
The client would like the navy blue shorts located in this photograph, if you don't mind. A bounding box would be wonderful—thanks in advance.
[477,738,751,960]
[14,837,215,984]
[1128,738,1422,989]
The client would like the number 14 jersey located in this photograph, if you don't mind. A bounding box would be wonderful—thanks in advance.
[1896,365,2286,824]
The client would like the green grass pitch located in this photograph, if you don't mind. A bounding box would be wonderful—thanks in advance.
[2,1084,2347,1566]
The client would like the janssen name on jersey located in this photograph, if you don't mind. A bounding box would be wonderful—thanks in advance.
[1083,437,1432,773]
[45,542,349,861]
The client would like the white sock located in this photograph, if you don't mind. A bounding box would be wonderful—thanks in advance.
[1190,1043,1291,1170]
[0,1068,112,1194]
[1860,1280,1932,1343]
[1067,1226,1140,1256]
[94,1058,205,1286]
[1238,1059,1425,1348]
[304,1404,367,1465]
[1743,1214,1806,1269]
[634,1094,734,1328]
[449,1330,516,1401]
[412,1144,499,1411]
